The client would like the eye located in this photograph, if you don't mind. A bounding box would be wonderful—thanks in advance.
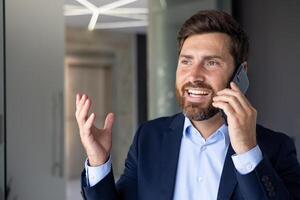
[205,60,220,68]
[180,59,192,66]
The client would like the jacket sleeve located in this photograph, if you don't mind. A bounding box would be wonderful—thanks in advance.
[80,126,141,200]
[236,136,300,200]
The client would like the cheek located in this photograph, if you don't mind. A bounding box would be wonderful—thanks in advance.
[175,78,182,93]
[176,67,190,80]
[215,77,230,91]
[208,76,229,92]
[175,70,184,86]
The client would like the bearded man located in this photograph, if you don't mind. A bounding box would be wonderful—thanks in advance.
[76,10,300,200]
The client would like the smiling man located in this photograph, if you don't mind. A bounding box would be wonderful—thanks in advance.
[76,10,300,200]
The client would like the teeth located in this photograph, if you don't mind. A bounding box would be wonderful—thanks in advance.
[188,89,209,95]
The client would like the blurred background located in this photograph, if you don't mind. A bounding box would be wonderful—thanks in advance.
[1,0,300,199]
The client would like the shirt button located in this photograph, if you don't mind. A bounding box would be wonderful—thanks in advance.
[261,175,270,182]
[200,146,207,151]
[246,163,253,171]
[197,177,203,182]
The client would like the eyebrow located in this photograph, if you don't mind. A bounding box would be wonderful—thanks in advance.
[179,54,224,60]
[179,54,194,59]
[203,55,223,60]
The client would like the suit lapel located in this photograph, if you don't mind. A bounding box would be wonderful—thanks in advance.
[159,114,184,200]
[217,144,238,200]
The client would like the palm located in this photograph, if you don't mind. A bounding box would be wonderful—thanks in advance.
[84,125,111,160]
[75,94,114,166]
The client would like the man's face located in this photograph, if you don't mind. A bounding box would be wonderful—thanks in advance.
[176,33,235,121]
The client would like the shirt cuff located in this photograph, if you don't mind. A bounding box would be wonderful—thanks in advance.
[231,145,263,175]
[85,156,112,187]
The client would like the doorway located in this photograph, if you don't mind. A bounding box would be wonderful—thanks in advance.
[65,55,113,199]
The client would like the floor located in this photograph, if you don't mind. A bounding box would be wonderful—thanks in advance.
[66,179,82,200]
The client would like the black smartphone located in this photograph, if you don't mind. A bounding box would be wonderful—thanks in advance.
[221,63,249,125]
[231,63,249,94]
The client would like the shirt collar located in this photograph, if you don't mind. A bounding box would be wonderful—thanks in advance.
[183,117,230,146]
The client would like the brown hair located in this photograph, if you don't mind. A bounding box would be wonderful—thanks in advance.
[177,10,249,65]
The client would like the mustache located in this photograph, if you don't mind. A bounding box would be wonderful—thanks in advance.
[181,81,213,93]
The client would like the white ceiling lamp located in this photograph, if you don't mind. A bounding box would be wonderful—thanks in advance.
[89,10,100,30]
[98,0,138,12]
[64,7,92,16]
[75,0,98,11]
[65,0,147,31]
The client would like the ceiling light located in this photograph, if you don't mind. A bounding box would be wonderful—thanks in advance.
[75,0,97,11]
[65,0,148,31]
[88,11,100,31]
[64,5,92,16]
[98,0,138,12]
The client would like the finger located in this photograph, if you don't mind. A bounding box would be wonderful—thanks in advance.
[230,82,253,109]
[212,101,235,116]
[230,82,241,92]
[76,93,82,108]
[230,82,252,108]
[213,95,245,114]
[84,113,95,131]
[217,87,251,109]
[76,94,88,116]
[80,94,88,106]
[78,98,92,126]
[104,113,114,132]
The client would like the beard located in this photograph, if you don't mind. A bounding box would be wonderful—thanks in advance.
[176,81,219,121]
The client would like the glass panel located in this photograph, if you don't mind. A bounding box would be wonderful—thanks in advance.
[0,0,5,198]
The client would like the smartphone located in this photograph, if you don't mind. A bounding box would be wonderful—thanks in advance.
[231,63,249,94]
[221,63,249,125]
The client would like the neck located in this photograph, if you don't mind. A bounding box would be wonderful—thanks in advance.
[191,112,225,140]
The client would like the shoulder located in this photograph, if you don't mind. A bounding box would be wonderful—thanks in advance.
[134,113,184,140]
[138,113,184,131]
[256,124,293,143]
[256,124,295,159]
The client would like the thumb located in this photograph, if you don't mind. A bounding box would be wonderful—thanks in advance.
[104,112,114,132]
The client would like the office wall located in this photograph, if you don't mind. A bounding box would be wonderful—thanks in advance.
[234,0,300,158]
[0,0,5,198]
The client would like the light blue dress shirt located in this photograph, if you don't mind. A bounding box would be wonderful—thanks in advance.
[85,117,263,200]
[173,118,230,200]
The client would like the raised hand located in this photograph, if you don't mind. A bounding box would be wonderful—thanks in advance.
[75,93,114,166]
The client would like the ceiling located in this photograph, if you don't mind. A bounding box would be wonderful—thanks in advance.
[64,0,148,33]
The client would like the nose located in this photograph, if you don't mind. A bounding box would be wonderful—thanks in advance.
[188,65,205,83]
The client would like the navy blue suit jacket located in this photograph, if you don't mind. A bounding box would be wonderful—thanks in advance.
[81,113,300,199]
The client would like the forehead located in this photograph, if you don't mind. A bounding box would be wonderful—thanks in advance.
[180,33,232,57]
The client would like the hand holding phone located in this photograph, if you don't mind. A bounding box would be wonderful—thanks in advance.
[212,62,257,154]
[221,62,249,125]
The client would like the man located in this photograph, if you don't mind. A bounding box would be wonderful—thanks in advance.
[76,10,300,199]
